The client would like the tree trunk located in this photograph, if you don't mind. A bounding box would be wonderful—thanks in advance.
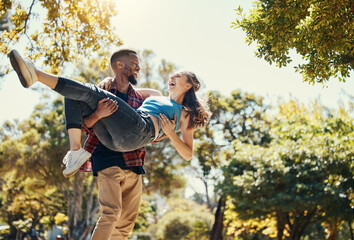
[8,225,17,240]
[349,221,354,240]
[66,174,99,240]
[326,221,339,240]
[285,209,315,240]
[297,210,315,240]
[210,196,225,240]
[68,173,84,239]
[276,211,286,240]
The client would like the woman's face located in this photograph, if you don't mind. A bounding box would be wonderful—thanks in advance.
[168,72,191,94]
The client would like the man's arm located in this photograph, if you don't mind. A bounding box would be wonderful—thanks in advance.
[83,98,118,128]
[87,79,161,129]
[96,77,114,90]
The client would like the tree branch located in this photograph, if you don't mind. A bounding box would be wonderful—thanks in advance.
[23,0,37,34]
[5,0,37,48]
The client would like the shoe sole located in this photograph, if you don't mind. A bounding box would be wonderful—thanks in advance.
[63,153,91,178]
[9,50,30,88]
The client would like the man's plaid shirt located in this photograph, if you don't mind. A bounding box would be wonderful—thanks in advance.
[80,81,146,172]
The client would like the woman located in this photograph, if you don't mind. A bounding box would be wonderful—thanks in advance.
[9,49,211,175]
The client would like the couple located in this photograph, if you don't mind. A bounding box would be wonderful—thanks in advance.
[9,49,211,239]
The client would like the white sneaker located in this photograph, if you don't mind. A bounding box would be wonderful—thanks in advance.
[62,148,91,178]
[9,49,38,88]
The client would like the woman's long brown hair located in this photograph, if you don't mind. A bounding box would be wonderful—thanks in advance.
[181,71,211,129]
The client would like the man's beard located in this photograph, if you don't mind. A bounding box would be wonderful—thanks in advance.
[128,74,137,85]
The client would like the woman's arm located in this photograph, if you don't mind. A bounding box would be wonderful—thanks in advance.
[159,113,194,161]
[95,78,163,99]
[135,88,163,99]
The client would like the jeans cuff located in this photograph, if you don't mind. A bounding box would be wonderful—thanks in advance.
[66,123,82,131]
[54,77,66,93]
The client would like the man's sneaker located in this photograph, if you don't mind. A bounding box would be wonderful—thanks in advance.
[9,49,38,88]
[62,148,91,178]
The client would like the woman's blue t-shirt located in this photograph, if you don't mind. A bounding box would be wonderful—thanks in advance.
[138,96,183,138]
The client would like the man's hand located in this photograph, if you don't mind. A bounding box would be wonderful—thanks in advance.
[159,114,177,137]
[97,77,114,90]
[96,98,118,118]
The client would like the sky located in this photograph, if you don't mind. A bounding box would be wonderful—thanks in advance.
[112,0,353,105]
[0,0,353,126]
[0,0,353,198]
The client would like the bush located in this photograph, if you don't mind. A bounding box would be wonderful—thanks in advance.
[154,211,213,240]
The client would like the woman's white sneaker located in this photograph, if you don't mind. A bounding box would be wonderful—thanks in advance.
[62,148,91,178]
[9,49,38,88]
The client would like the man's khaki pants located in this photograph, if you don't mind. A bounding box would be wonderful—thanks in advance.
[91,166,142,240]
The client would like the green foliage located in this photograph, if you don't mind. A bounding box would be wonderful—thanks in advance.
[137,49,177,93]
[224,199,278,238]
[75,50,113,84]
[134,198,156,233]
[0,0,120,75]
[233,0,353,84]
[191,90,270,238]
[150,199,214,240]
[220,100,354,239]
[0,176,65,239]
[157,212,194,240]
[195,90,270,178]
[0,96,98,240]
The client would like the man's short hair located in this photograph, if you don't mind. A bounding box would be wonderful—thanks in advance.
[110,49,137,68]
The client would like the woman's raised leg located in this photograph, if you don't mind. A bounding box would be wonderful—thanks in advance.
[9,49,92,177]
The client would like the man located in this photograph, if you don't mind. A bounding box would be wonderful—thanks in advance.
[64,49,149,239]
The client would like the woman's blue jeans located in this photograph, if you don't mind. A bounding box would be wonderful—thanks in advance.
[55,77,155,152]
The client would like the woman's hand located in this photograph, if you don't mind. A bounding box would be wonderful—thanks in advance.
[96,98,118,118]
[159,113,194,161]
[97,77,113,90]
[159,114,176,137]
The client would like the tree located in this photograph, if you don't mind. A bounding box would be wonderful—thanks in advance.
[233,0,353,84]
[220,100,354,240]
[0,176,65,239]
[0,97,99,240]
[223,198,278,239]
[149,199,214,240]
[0,0,119,76]
[191,90,270,239]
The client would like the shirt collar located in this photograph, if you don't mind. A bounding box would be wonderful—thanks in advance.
[110,81,134,96]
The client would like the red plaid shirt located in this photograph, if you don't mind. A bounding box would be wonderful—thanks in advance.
[80,81,146,171]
